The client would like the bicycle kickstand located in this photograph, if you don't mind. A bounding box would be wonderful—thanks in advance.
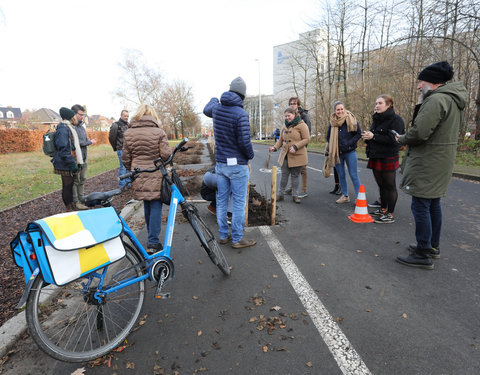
[155,268,171,300]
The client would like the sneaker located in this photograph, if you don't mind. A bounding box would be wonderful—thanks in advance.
[293,196,301,204]
[227,213,232,225]
[232,238,257,249]
[368,200,381,208]
[285,188,292,195]
[396,253,434,269]
[297,191,308,198]
[374,213,395,224]
[335,186,343,195]
[371,208,386,216]
[408,244,440,259]
[277,195,284,201]
[219,235,232,245]
[207,205,216,216]
[336,195,350,204]
[147,243,163,255]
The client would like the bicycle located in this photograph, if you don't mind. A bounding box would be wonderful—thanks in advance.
[10,138,230,362]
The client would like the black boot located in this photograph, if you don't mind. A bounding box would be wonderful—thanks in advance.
[396,249,434,270]
[335,185,342,195]
[329,184,340,194]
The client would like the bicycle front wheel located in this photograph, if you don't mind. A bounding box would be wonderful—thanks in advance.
[25,243,146,362]
[189,210,231,276]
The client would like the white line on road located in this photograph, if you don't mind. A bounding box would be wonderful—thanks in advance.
[258,226,372,375]
[307,166,323,173]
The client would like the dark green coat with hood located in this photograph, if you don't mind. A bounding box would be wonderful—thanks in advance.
[399,81,467,198]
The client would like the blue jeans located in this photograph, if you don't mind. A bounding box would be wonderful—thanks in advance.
[117,150,131,188]
[144,199,163,247]
[411,196,442,249]
[216,163,249,242]
[335,150,361,198]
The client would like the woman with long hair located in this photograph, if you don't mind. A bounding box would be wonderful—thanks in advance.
[326,101,362,204]
[122,104,173,254]
[362,94,405,223]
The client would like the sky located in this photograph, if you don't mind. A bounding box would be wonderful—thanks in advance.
[0,0,321,122]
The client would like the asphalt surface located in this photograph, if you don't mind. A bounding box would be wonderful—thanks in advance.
[1,143,479,374]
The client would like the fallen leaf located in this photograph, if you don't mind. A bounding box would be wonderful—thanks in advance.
[197,330,202,336]
[356,250,363,253]
[402,313,407,319]
[320,263,326,266]
[249,317,258,323]
[301,312,308,316]
[306,361,313,367]
[262,346,268,352]
[273,274,278,278]
[126,361,135,369]
[270,305,281,311]
[70,368,86,375]
[252,197,262,206]
[365,309,371,312]
[153,364,164,375]
[193,296,199,300]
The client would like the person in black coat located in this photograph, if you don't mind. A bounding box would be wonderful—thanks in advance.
[362,94,405,223]
[52,107,81,212]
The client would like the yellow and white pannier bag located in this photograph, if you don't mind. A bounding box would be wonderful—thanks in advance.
[28,207,125,286]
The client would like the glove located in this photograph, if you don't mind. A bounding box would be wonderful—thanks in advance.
[70,163,78,173]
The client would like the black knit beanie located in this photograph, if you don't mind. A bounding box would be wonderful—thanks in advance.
[417,61,454,84]
[59,107,75,120]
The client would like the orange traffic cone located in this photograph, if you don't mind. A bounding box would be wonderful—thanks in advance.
[348,185,374,223]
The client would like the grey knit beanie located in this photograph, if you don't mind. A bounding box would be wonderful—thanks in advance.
[229,77,247,99]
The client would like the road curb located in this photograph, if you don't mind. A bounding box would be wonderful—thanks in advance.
[0,200,143,359]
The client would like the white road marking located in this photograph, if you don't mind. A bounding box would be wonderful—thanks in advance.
[307,166,323,172]
[259,225,372,375]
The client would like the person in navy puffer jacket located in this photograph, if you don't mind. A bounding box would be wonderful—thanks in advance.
[203,77,256,249]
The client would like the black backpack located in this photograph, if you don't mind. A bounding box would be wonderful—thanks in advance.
[43,129,56,157]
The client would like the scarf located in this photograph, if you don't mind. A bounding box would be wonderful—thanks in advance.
[285,115,301,128]
[328,110,357,165]
[64,121,84,165]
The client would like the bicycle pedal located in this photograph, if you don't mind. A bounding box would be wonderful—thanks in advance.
[155,292,171,299]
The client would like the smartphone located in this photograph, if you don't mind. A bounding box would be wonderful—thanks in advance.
[390,129,399,136]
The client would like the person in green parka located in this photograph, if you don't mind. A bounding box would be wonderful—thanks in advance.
[395,61,468,270]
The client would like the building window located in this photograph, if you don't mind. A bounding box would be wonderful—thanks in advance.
[6,111,14,118]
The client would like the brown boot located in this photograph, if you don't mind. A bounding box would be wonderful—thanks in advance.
[75,202,89,210]
[65,203,76,212]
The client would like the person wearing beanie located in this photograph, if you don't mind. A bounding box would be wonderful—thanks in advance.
[395,62,467,269]
[71,104,97,210]
[203,77,256,249]
[51,107,82,212]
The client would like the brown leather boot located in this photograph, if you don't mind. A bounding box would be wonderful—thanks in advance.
[65,203,76,212]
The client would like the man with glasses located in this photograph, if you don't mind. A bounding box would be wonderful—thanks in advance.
[71,104,96,210]
[287,97,311,198]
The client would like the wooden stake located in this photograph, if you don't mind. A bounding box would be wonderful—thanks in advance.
[271,166,277,225]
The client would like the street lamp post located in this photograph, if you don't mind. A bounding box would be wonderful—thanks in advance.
[256,59,262,139]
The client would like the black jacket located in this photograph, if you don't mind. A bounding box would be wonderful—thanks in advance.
[298,107,311,133]
[327,121,362,154]
[365,107,405,159]
[52,122,76,170]
[109,118,129,151]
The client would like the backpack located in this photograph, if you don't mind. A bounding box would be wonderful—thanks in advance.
[43,129,56,157]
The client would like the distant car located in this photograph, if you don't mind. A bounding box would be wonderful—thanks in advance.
[255,132,266,140]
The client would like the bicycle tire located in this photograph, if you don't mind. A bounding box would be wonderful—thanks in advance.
[26,242,146,362]
[188,209,231,276]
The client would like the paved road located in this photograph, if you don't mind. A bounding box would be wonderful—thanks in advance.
[2,143,479,374]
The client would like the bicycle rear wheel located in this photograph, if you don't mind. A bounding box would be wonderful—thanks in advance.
[188,209,231,276]
[25,243,146,362]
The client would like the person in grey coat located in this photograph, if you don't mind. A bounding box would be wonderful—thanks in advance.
[395,61,467,270]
